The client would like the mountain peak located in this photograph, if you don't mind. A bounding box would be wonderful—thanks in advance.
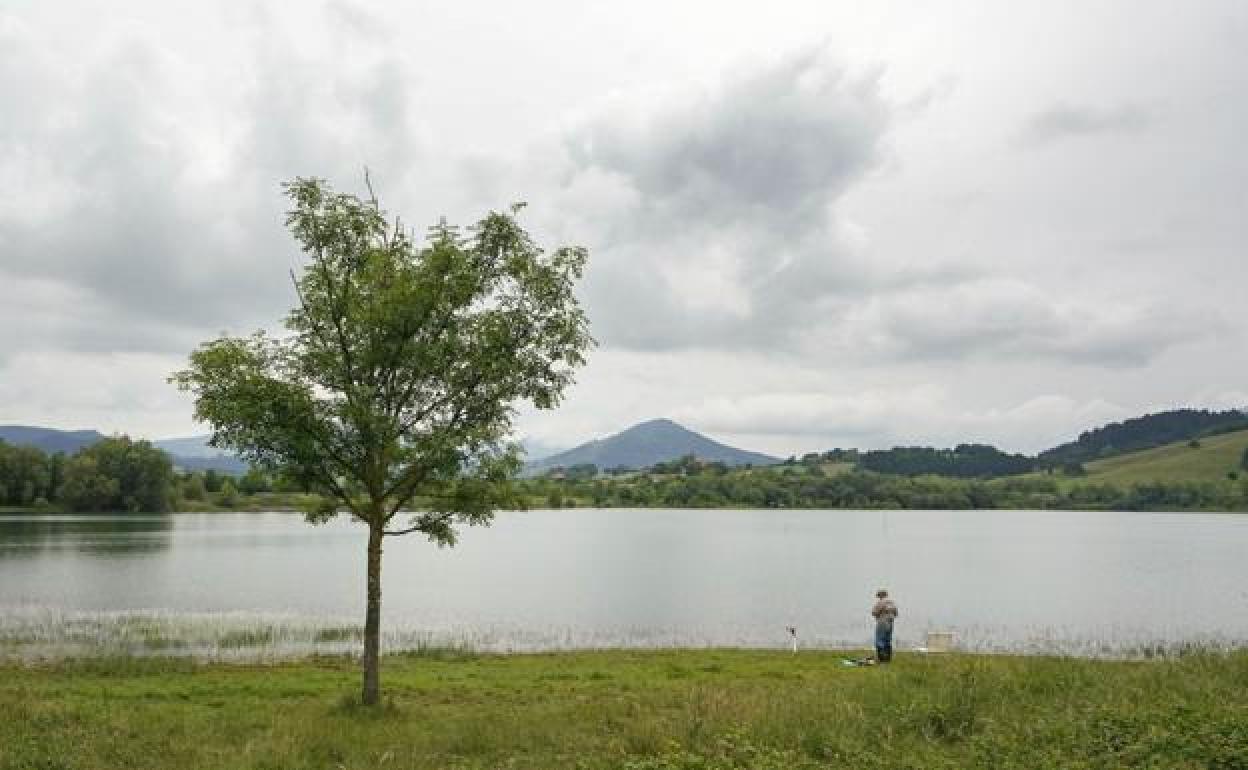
[625,417,683,431]
[525,418,778,474]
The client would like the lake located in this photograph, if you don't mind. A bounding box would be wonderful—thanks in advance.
[2,509,1245,659]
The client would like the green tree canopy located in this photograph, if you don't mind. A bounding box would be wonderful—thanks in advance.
[60,437,173,513]
[172,176,592,704]
[0,441,54,506]
[238,467,272,495]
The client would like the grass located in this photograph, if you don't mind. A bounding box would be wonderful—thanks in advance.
[2,649,1247,769]
[1078,428,1248,485]
[0,610,554,662]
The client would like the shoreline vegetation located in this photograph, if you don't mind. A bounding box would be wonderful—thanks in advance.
[3,426,1248,516]
[3,649,1246,768]
[4,451,1248,515]
[7,471,1248,516]
[5,482,1248,515]
[5,608,1237,664]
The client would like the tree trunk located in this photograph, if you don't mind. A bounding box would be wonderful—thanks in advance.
[361,522,383,706]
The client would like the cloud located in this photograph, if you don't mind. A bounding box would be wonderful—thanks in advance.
[826,278,1214,366]
[1,1,1243,450]
[1017,101,1153,147]
[533,53,1199,368]
[0,16,1212,377]
[671,387,1132,454]
[0,350,191,435]
[550,48,895,351]
[0,5,426,364]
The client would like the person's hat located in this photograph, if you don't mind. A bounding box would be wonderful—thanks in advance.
[875,589,888,598]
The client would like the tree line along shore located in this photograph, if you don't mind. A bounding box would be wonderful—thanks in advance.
[3,431,1248,514]
[518,440,1248,511]
[4,405,1248,515]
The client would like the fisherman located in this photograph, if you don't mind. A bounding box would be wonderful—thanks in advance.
[871,589,899,663]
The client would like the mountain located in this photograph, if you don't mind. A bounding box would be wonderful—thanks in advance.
[151,435,247,474]
[518,437,564,464]
[165,453,249,475]
[0,425,107,454]
[0,426,246,474]
[525,418,779,474]
[1039,408,1248,467]
[1072,428,1248,485]
[152,435,222,458]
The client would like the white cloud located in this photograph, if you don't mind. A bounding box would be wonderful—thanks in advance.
[0,351,191,436]
[671,388,1131,454]
[0,5,431,364]
[826,278,1215,366]
[549,48,894,351]
[0,0,1245,454]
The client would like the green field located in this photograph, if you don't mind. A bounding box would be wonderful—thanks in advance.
[3,650,1247,769]
[1078,428,1248,485]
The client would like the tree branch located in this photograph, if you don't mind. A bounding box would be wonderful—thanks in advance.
[383,509,456,537]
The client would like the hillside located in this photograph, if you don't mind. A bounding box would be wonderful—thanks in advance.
[1076,428,1248,485]
[1039,408,1248,467]
[0,426,245,474]
[152,435,221,458]
[153,436,247,474]
[858,444,1034,478]
[0,425,106,454]
[525,418,779,474]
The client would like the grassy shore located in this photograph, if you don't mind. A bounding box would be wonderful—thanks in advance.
[3,650,1247,769]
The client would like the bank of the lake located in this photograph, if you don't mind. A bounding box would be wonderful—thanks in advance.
[3,649,1246,769]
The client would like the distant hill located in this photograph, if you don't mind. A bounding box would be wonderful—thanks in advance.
[166,453,249,475]
[525,418,779,475]
[1073,428,1248,485]
[0,425,106,454]
[152,435,221,458]
[518,437,564,464]
[151,435,247,474]
[0,426,245,474]
[1039,408,1248,467]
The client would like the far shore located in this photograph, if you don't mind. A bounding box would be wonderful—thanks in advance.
[5,503,1248,515]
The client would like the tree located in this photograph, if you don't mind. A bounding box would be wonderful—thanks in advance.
[564,463,597,480]
[172,176,591,705]
[0,442,52,506]
[203,469,224,493]
[181,473,207,502]
[217,478,240,508]
[60,437,173,512]
[238,467,272,495]
[60,455,121,512]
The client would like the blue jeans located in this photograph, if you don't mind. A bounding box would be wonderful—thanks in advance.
[875,622,894,662]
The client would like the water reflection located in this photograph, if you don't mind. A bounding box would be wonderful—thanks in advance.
[0,513,174,556]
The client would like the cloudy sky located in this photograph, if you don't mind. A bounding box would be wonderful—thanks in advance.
[1,0,1245,456]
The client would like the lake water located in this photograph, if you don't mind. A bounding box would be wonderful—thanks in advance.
[2,509,1246,659]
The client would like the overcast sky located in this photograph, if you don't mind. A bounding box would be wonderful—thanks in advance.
[1,0,1245,456]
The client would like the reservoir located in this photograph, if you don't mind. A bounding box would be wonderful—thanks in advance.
[1,509,1244,658]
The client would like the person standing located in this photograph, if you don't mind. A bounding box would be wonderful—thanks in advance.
[871,589,899,663]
